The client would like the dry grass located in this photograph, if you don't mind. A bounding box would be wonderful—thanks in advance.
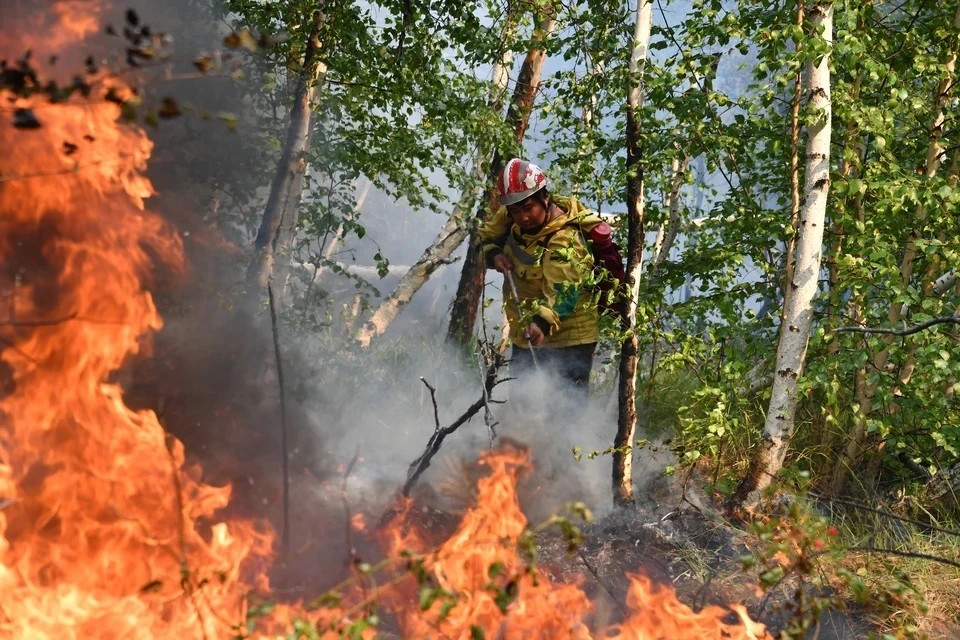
[825,507,960,639]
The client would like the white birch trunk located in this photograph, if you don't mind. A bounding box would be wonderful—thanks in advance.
[653,154,690,265]
[736,2,832,508]
[353,161,484,346]
[250,10,327,289]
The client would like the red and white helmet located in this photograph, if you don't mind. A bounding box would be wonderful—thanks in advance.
[497,158,548,206]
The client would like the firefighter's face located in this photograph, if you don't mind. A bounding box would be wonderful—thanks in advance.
[507,195,547,231]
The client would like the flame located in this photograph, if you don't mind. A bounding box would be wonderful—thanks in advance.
[381,449,773,640]
[9,0,105,55]
[0,27,284,640]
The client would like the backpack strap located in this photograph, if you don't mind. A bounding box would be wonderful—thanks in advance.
[505,232,541,266]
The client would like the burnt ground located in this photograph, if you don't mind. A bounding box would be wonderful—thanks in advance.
[535,500,875,639]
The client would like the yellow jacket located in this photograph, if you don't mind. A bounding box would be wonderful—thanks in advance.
[480,196,601,349]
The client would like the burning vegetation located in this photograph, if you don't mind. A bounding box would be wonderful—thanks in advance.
[2,0,956,639]
[0,44,771,633]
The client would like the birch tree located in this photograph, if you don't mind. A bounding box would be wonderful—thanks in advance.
[733,1,833,508]
[612,0,653,507]
[248,10,326,290]
[829,3,960,494]
[354,13,518,347]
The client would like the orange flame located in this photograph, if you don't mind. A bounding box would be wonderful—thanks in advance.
[381,449,772,639]
[0,35,283,640]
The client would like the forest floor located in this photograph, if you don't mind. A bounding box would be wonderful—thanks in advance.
[533,473,960,640]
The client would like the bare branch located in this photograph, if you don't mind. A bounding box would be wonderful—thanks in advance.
[420,377,440,433]
[267,281,291,556]
[0,312,78,326]
[809,492,960,538]
[826,546,960,571]
[401,351,506,497]
[834,315,960,336]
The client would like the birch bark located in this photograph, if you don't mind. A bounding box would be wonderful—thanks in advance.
[734,2,833,508]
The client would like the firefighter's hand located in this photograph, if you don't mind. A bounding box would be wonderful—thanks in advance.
[525,323,544,347]
[492,253,512,273]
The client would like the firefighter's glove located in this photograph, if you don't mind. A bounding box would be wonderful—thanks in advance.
[525,323,545,347]
[492,253,513,274]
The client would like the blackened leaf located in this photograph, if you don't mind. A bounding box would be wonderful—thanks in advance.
[83,134,95,142]
[104,87,124,104]
[48,55,58,65]
[0,68,28,94]
[85,55,97,75]
[62,141,78,155]
[13,108,41,129]
[158,97,182,119]
[140,580,163,593]
[126,9,139,26]
[72,75,91,98]
[105,24,117,36]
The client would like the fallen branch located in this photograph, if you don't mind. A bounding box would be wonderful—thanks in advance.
[0,312,78,326]
[401,351,505,498]
[834,315,960,336]
[578,551,628,617]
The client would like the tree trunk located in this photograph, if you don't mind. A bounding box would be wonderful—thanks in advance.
[780,0,805,326]
[830,4,960,494]
[353,15,518,347]
[354,160,482,346]
[733,1,833,509]
[248,10,327,290]
[446,12,557,349]
[652,153,690,266]
[612,0,653,508]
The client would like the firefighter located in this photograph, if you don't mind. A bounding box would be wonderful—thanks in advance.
[480,158,607,394]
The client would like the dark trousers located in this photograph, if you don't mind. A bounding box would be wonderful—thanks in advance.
[511,342,596,387]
